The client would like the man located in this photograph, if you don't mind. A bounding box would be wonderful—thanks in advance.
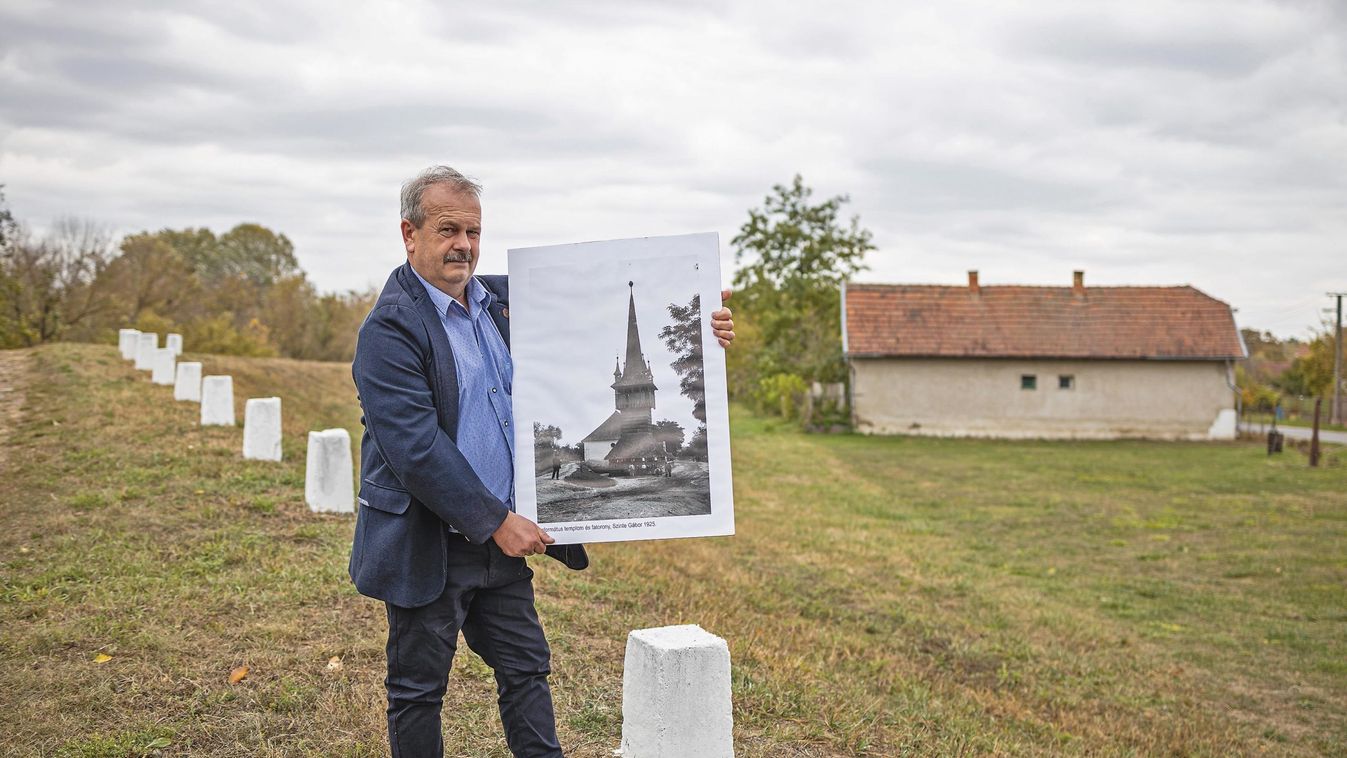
[349,166,736,757]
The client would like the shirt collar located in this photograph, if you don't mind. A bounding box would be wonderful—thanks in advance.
[410,267,491,318]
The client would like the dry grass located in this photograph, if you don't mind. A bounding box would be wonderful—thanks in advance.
[1,343,1345,756]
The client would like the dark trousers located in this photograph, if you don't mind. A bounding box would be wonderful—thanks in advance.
[384,535,562,757]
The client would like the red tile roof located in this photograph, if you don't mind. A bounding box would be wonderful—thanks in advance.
[844,282,1245,360]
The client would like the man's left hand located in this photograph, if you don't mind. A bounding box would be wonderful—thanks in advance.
[712,289,735,348]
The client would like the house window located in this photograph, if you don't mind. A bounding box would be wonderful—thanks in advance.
[1059,375,1075,390]
[1021,374,1037,390]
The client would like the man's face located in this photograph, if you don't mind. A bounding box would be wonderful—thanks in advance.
[402,183,482,300]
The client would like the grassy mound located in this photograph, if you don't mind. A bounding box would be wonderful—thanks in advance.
[1,343,1345,756]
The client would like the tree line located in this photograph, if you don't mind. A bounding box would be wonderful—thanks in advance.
[0,186,375,361]
[1237,328,1340,415]
[0,178,868,422]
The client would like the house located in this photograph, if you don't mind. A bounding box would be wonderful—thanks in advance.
[841,271,1246,440]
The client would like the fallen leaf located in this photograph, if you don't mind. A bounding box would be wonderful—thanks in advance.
[18,546,29,554]
[326,656,343,672]
[145,737,171,749]
[93,653,112,664]
[194,490,205,495]
[229,665,249,684]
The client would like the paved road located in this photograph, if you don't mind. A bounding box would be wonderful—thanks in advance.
[1242,423,1347,445]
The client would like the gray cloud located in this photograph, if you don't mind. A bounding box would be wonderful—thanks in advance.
[0,0,1343,337]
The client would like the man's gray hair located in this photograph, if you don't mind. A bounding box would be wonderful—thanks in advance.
[400,166,482,227]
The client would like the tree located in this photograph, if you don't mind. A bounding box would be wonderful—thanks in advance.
[216,223,300,287]
[731,175,872,389]
[0,215,114,346]
[1281,333,1335,398]
[101,232,196,325]
[660,294,706,423]
[0,186,16,251]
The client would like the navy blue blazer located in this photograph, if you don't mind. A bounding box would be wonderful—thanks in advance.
[349,262,588,608]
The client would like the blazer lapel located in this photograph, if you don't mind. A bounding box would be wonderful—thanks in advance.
[398,263,461,440]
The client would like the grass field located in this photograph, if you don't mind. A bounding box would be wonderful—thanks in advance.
[1,343,1345,757]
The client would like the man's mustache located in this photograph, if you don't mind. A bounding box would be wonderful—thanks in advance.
[442,253,472,264]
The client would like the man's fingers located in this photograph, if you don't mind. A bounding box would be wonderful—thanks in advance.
[540,529,556,544]
[720,289,732,304]
[711,307,732,320]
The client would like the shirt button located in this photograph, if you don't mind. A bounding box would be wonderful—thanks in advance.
[504,421,510,427]
[491,387,497,393]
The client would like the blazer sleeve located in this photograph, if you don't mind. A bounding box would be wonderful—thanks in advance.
[353,303,510,543]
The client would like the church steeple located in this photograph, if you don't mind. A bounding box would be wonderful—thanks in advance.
[623,282,644,376]
[613,282,657,391]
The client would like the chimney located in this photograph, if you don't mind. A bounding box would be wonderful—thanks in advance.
[968,270,980,294]
[1072,270,1084,295]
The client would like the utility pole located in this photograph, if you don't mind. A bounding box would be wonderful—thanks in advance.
[1331,292,1345,426]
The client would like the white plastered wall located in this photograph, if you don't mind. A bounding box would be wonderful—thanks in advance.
[851,357,1236,440]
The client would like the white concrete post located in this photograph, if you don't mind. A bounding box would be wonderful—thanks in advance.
[118,328,140,360]
[200,375,235,426]
[243,397,283,461]
[305,428,354,513]
[174,362,203,402]
[150,347,176,385]
[134,332,159,370]
[618,625,734,758]
[166,333,183,356]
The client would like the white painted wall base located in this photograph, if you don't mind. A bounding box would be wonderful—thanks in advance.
[134,332,158,370]
[306,428,354,513]
[1207,408,1237,440]
[243,397,282,461]
[618,625,734,758]
[151,348,176,385]
[118,329,140,360]
[200,375,235,426]
[174,362,203,401]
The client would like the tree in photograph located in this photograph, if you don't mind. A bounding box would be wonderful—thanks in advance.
[660,294,706,423]
[533,422,563,450]
[731,174,873,396]
[653,419,685,457]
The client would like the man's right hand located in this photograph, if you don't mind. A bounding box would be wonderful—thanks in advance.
[491,511,555,557]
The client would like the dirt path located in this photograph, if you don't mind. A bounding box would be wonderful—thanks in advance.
[0,349,30,473]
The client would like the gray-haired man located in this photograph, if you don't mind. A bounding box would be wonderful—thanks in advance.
[350,166,736,756]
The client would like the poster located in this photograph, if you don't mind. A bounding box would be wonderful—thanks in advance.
[508,233,734,544]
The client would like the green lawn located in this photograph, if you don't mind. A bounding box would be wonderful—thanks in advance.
[1,343,1345,756]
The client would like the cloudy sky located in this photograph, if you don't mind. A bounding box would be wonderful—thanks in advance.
[1,0,1343,337]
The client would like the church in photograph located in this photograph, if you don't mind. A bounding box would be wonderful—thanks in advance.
[582,283,665,469]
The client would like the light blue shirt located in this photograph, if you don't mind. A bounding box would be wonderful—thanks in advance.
[411,269,515,515]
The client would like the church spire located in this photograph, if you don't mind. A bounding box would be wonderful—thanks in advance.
[613,281,657,391]
[623,281,644,375]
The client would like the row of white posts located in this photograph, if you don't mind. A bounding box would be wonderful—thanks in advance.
[117,331,736,756]
[117,328,356,513]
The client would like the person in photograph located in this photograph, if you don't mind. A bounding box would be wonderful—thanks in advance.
[349,165,736,757]
[550,450,561,480]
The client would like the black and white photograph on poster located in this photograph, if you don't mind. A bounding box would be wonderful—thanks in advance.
[508,233,734,544]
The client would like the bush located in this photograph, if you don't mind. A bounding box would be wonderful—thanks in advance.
[754,372,809,420]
